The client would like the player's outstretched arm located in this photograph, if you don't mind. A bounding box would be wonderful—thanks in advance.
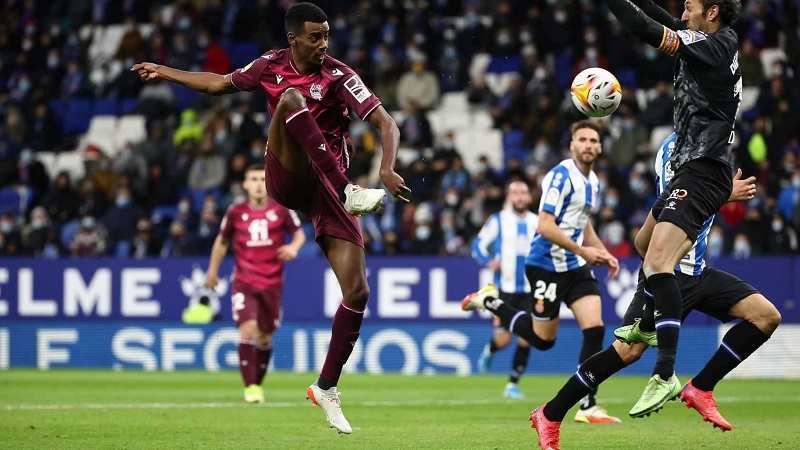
[205,236,230,289]
[630,0,684,30]
[728,168,757,202]
[131,62,238,96]
[367,106,412,202]
[605,0,672,49]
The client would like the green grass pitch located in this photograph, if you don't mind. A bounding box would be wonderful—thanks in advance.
[1,370,799,449]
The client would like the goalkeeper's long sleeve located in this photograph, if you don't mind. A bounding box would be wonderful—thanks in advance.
[605,0,669,48]
[630,0,684,30]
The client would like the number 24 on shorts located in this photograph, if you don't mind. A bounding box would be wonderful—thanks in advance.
[534,281,557,302]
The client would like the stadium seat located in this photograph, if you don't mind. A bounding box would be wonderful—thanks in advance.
[48,99,67,125]
[60,220,80,249]
[115,240,130,258]
[62,99,94,135]
[119,98,139,115]
[650,125,675,151]
[226,41,262,70]
[0,187,21,215]
[172,84,204,112]
[151,205,178,222]
[94,98,119,116]
[486,55,521,74]
[116,115,148,148]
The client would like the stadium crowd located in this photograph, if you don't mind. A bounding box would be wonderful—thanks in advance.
[0,0,799,259]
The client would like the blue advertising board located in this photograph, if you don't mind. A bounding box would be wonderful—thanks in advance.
[0,256,797,324]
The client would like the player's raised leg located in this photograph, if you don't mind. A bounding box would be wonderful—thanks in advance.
[268,89,385,215]
[305,236,369,434]
[569,294,621,424]
[682,293,781,430]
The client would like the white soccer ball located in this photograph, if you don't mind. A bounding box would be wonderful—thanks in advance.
[570,68,622,118]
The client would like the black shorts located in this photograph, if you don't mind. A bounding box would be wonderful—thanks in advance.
[494,291,534,330]
[651,158,732,242]
[526,265,601,321]
[622,267,760,326]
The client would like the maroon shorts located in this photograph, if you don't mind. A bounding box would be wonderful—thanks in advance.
[231,280,282,333]
[264,147,363,248]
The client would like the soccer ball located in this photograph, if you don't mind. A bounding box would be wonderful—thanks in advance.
[570,68,622,118]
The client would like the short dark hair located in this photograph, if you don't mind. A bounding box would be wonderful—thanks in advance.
[701,0,741,26]
[570,119,603,137]
[245,163,265,174]
[285,2,328,34]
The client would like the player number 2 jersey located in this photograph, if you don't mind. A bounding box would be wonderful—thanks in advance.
[656,133,712,276]
[219,199,301,289]
[229,49,382,175]
[526,159,598,272]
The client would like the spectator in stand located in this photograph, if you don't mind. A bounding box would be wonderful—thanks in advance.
[71,216,108,257]
[131,217,162,258]
[44,171,79,224]
[188,132,227,192]
[103,186,142,248]
[160,220,197,257]
[21,206,50,256]
[396,57,440,111]
[399,100,433,149]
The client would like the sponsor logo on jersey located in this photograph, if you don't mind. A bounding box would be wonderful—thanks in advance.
[331,68,344,76]
[344,75,372,103]
[310,83,323,100]
[545,187,560,206]
[667,188,688,200]
[677,29,707,45]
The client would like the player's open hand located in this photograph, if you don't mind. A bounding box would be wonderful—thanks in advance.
[579,247,609,266]
[131,62,162,82]
[204,273,219,289]
[729,168,756,202]
[488,260,502,271]
[277,245,298,261]
[380,169,412,202]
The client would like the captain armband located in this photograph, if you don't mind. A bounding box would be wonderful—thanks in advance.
[659,27,680,56]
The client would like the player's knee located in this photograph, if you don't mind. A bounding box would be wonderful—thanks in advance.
[494,332,512,349]
[529,334,556,351]
[343,281,370,310]
[753,301,782,336]
[239,321,259,341]
[516,336,530,348]
[613,340,644,365]
[257,333,273,349]
[278,88,306,113]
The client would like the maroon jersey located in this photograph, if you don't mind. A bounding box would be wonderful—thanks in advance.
[219,199,301,289]
[230,49,382,175]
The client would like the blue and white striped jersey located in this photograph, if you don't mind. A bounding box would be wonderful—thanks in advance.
[526,159,599,272]
[656,133,712,276]
[472,208,539,293]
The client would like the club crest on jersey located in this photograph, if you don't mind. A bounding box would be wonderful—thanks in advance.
[266,210,279,222]
[677,29,707,45]
[534,299,545,314]
[344,75,372,103]
[310,83,323,100]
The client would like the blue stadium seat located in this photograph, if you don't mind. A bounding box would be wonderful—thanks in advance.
[115,240,130,258]
[48,99,67,125]
[94,98,119,116]
[62,99,94,134]
[172,85,204,112]
[616,70,637,90]
[151,205,178,223]
[60,220,80,249]
[0,187,20,215]
[188,188,222,212]
[226,41,261,70]
[502,129,525,151]
[119,98,139,115]
[486,55,521,74]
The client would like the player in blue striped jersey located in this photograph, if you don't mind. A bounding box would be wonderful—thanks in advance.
[463,120,622,424]
[471,180,538,398]
[528,133,781,449]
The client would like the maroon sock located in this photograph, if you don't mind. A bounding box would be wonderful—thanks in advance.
[284,107,349,191]
[255,344,272,385]
[318,302,364,389]
[238,340,256,386]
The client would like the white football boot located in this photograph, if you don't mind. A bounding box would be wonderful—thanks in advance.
[306,383,353,434]
[342,183,386,215]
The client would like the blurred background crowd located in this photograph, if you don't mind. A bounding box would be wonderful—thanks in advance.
[0,0,799,260]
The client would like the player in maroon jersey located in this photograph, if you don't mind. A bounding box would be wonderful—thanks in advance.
[205,164,305,404]
[133,3,410,433]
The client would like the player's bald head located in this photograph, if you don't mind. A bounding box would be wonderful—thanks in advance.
[285,2,328,34]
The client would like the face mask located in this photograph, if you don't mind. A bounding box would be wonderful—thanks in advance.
[22,39,33,51]
[519,30,532,44]
[47,56,60,69]
[116,196,131,207]
[0,222,12,233]
[534,68,547,81]
[585,33,597,44]
[793,176,800,188]
[443,29,456,41]
[214,130,227,143]
[772,220,783,232]
[734,240,750,256]
[605,196,619,209]
[20,149,33,164]
[708,233,723,253]
[784,163,795,173]
[645,48,658,61]
[445,193,459,206]
[234,194,247,204]
[554,11,567,23]
[178,202,191,213]
[32,218,47,229]
[630,178,646,193]
[415,226,431,241]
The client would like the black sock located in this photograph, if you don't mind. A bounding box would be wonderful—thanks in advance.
[648,273,682,380]
[489,339,499,354]
[317,375,335,390]
[640,272,656,331]
[578,326,605,409]
[509,345,530,384]
[692,321,770,391]
[543,346,627,422]
[484,300,537,344]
